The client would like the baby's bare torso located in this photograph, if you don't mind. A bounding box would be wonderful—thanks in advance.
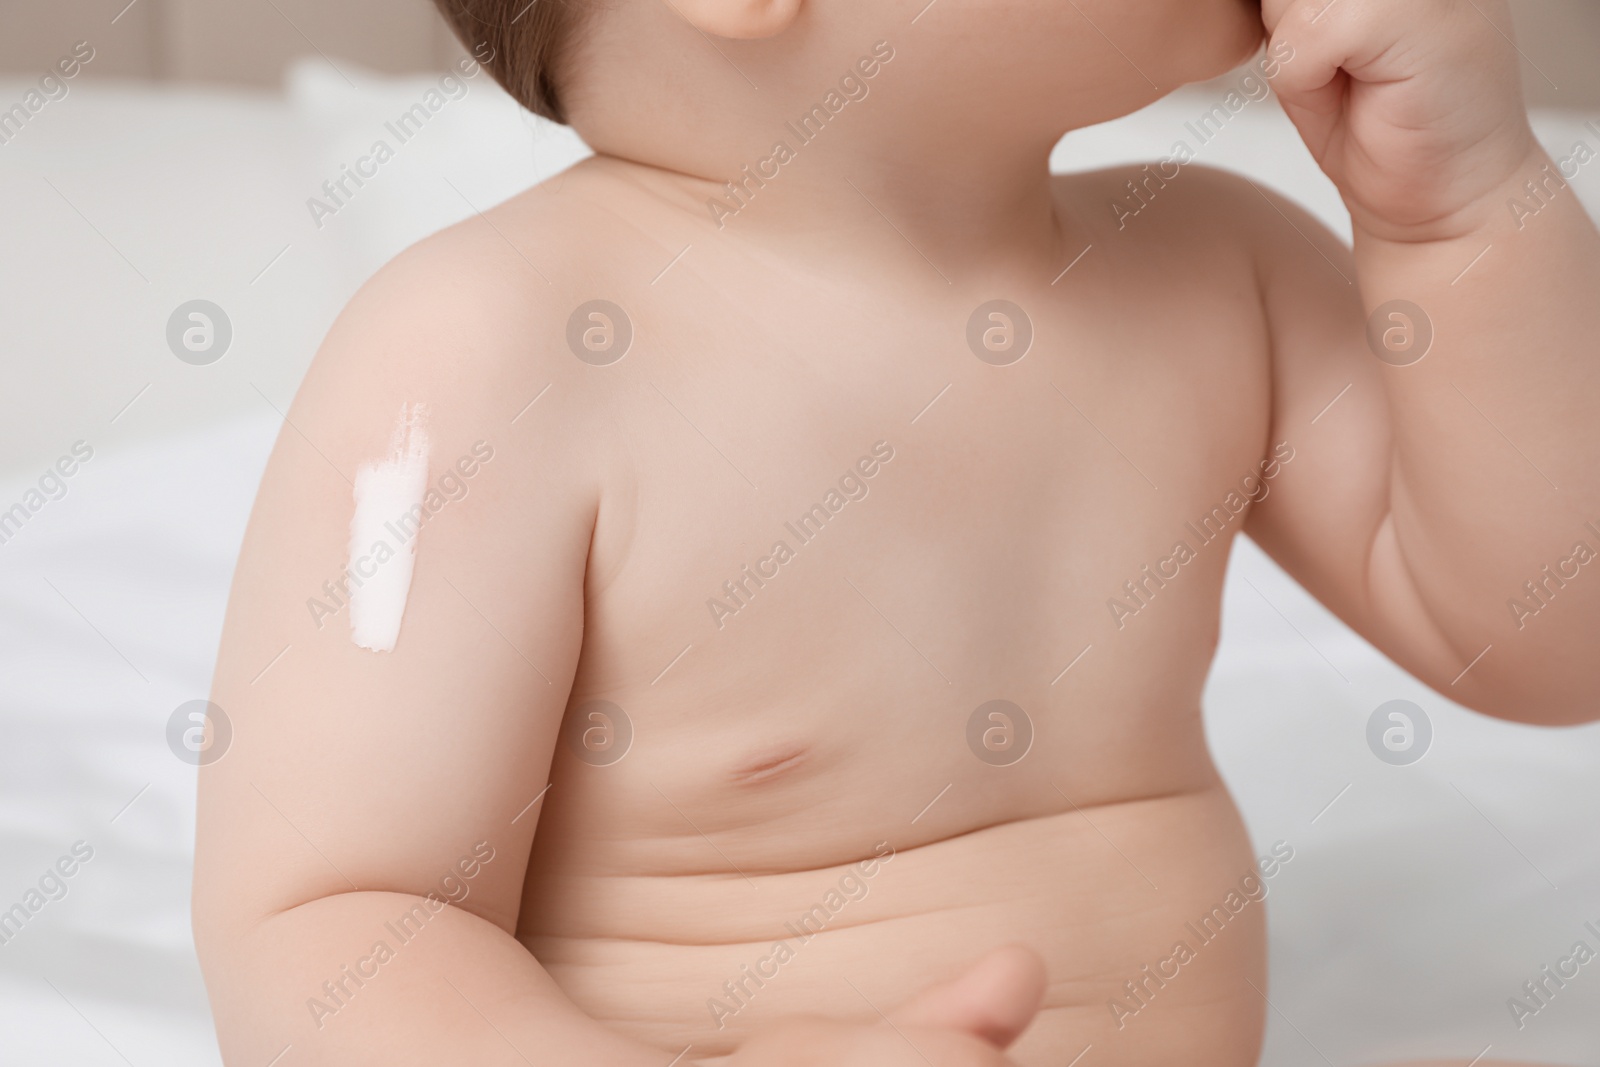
[508,160,1277,1066]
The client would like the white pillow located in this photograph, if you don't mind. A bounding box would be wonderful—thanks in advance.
[285,58,592,276]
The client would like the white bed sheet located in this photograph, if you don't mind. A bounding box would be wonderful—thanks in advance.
[1,61,1597,1066]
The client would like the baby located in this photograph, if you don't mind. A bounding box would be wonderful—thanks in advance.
[192,0,1600,1064]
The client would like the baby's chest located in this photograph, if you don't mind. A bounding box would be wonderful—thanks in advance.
[585,325,1267,717]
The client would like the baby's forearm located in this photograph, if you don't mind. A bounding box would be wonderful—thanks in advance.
[1354,145,1600,720]
[198,889,669,1066]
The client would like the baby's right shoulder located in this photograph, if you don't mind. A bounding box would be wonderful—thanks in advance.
[315,173,672,396]
[321,187,628,379]
[290,182,651,499]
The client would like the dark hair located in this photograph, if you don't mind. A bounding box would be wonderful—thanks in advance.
[432,0,581,124]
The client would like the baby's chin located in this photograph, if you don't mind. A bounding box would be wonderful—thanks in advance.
[1162,0,1271,86]
[1050,10,1269,133]
[1037,0,1269,119]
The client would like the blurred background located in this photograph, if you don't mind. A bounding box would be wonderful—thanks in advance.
[1,1,1598,1064]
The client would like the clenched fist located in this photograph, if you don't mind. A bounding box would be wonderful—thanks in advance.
[1263,0,1540,240]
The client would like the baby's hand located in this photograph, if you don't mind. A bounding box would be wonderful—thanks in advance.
[724,945,1046,1067]
[1263,0,1539,241]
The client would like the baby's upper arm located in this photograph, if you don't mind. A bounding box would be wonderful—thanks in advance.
[194,218,604,944]
[1218,174,1474,693]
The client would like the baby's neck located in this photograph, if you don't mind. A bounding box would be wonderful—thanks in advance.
[583,131,1073,287]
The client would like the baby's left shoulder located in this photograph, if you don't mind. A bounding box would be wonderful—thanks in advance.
[1052,162,1346,270]
[1050,163,1356,330]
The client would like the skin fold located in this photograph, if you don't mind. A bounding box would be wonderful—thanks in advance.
[192,0,1600,1064]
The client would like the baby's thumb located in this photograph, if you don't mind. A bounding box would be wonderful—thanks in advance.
[887,945,1047,1049]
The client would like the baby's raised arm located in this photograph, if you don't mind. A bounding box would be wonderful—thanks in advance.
[1241,1,1600,725]
[191,223,664,1066]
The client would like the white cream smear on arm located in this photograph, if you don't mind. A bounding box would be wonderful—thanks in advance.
[348,404,430,652]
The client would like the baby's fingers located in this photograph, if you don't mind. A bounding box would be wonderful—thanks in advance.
[1267,0,1456,98]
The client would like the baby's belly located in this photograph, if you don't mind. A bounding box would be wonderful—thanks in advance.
[520,787,1268,1067]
